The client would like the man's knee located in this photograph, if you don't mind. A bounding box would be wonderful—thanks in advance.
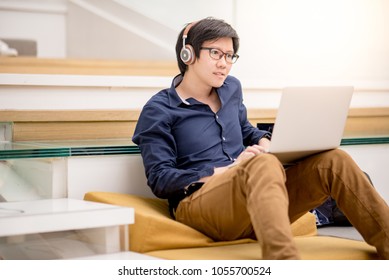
[241,153,286,180]
[317,149,353,164]
[254,153,283,165]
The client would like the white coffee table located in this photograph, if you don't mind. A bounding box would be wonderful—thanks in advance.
[0,198,134,259]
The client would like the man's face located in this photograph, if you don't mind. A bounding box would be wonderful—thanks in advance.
[192,37,234,88]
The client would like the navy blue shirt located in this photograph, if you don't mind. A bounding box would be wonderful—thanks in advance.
[132,74,268,201]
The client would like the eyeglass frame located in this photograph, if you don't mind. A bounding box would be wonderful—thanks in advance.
[200,47,239,64]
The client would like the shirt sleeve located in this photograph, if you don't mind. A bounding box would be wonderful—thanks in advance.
[238,94,269,146]
[132,103,214,199]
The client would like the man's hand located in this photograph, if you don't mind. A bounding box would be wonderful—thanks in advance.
[258,137,271,152]
[199,139,271,182]
[235,144,268,163]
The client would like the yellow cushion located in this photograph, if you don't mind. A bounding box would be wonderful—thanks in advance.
[84,191,316,253]
[146,236,379,260]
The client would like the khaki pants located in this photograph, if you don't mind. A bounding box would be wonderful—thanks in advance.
[175,149,389,259]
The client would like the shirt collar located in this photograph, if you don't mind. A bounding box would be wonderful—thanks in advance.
[167,74,234,107]
[168,74,187,107]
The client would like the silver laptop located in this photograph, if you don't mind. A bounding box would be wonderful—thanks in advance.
[268,86,353,164]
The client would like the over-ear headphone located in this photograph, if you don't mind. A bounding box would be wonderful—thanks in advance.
[180,22,196,65]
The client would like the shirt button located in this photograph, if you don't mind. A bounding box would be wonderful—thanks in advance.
[215,115,219,119]
[222,137,226,141]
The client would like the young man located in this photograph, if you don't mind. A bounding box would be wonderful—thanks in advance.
[132,17,389,259]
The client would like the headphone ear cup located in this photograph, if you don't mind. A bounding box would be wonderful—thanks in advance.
[180,44,195,65]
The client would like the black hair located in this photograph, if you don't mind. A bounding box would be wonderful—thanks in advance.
[175,17,240,75]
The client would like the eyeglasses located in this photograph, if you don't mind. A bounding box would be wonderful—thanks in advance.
[200,47,239,64]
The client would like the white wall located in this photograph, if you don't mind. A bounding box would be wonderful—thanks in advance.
[121,0,235,30]
[233,0,389,85]
[0,0,67,57]
[1,0,388,87]
[341,145,389,204]
[66,0,175,60]
[67,155,153,199]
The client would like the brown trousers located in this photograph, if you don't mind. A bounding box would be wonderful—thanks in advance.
[175,149,389,259]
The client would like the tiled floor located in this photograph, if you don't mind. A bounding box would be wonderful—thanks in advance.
[317,226,363,241]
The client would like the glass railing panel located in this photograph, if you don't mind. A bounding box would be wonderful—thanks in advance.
[0,142,70,160]
[341,136,389,146]
[0,139,140,160]
[1,137,388,161]
[0,157,67,202]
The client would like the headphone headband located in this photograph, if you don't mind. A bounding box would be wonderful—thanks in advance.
[183,22,196,39]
